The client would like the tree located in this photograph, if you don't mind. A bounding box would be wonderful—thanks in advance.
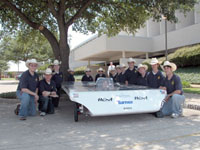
[1,30,54,62]
[0,0,197,80]
[0,48,9,80]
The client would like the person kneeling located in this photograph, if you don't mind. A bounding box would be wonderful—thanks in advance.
[157,61,185,118]
[39,68,58,116]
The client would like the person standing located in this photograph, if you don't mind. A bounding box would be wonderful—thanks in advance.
[51,60,63,107]
[117,64,127,84]
[38,68,58,116]
[147,58,165,88]
[16,59,39,120]
[109,67,117,83]
[137,64,149,86]
[81,68,93,82]
[157,61,185,118]
[107,62,115,77]
[125,58,138,85]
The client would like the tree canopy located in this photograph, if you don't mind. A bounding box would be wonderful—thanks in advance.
[0,0,197,79]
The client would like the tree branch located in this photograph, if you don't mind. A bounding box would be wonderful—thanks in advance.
[48,0,58,19]
[65,0,95,28]
[1,0,39,29]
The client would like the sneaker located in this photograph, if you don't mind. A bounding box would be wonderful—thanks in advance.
[19,117,26,121]
[40,112,46,116]
[14,104,20,115]
[171,113,179,118]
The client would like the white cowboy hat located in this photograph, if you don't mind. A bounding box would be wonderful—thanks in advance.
[162,61,177,72]
[116,65,121,68]
[85,68,91,72]
[128,58,136,63]
[97,67,105,72]
[68,68,74,72]
[137,64,148,71]
[120,64,126,68]
[44,68,52,75]
[53,60,61,65]
[25,59,39,68]
[150,58,160,65]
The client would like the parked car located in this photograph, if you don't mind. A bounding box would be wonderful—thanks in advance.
[15,74,22,80]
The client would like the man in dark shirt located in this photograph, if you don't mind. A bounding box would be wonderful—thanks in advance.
[125,58,138,85]
[157,61,185,118]
[117,64,127,84]
[81,68,93,82]
[67,69,75,82]
[147,58,165,88]
[16,59,39,120]
[39,68,58,116]
[137,64,149,86]
[95,68,106,81]
[109,67,117,83]
[51,60,63,107]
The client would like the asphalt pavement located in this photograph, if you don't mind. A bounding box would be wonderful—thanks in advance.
[0,98,200,150]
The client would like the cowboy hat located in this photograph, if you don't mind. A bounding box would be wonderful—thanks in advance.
[68,68,74,72]
[116,65,121,68]
[137,64,148,71]
[150,58,160,65]
[127,58,136,63]
[53,60,61,65]
[162,61,177,72]
[120,64,126,68]
[25,59,39,68]
[44,68,52,75]
[85,68,91,72]
[97,67,105,72]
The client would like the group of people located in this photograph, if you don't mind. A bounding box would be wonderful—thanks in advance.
[15,59,63,120]
[15,57,185,120]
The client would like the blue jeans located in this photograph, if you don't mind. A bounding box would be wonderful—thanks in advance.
[16,90,36,117]
[161,94,185,116]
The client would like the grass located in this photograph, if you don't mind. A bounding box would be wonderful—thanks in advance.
[183,88,200,94]
[1,78,16,80]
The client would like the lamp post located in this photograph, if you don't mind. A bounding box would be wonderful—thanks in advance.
[162,15,168,60]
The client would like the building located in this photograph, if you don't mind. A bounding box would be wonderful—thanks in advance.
[69,2,200,69]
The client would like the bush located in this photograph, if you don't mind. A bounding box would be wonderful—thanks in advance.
[182,81,191,88]
[0,92,17,99]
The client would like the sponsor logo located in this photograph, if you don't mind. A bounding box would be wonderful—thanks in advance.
[157,76,160,79]
[98,98,113,102]
[134,96,147,100]
[118,100,133,104]
[73,93,79,98]
[171,80,174,85]
[123,107,132,110]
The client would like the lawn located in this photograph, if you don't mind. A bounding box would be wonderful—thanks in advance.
[183,88,200,94]
[1,78,16,80]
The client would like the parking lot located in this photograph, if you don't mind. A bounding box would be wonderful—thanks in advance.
[0,97,200,150]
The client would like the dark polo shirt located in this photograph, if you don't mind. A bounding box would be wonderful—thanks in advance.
[95,74,106,81]
[117,72,126,84]
[39,79,57,96]
[163,74,183,95]
[124,67,138,85]
[17,70,39,92]
[51,72,63,89]
[110,74,117,83]
[81,74,93,82]
[67,74,75,82]
[147,70,165,88]
[137,72,149,86]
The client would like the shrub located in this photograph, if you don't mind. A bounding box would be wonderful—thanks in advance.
[182,81,191,88]
[0,92,17,99]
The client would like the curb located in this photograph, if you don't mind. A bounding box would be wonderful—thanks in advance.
[184,103,200,111]
[0,98,19,104]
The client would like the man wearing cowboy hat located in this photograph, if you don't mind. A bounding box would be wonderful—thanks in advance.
[16,59,40,120]
[81,68,94,82]
[124,58,138,85]
[51,60,63,107]
[115,65,122,83]
[95,67,106,81]
[147,58,165,88]
[137,64,149,86]
[67,68,75,82]
[109,67,117,83]
[38,68,58,116]
[158,61,185,118]
[117,64,127,84]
